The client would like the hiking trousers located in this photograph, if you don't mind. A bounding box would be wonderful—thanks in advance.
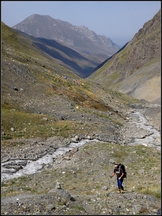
[117,178,124,190]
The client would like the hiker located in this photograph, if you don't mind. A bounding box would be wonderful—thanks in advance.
[110,163,125,193]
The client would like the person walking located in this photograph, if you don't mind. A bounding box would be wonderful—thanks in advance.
[110,163,125,193]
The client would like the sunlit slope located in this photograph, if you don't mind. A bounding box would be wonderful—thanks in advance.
[87,9,161,104]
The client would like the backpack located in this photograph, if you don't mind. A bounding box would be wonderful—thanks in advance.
[118,163,127,178]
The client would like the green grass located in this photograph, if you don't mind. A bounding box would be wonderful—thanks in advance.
[137,185,161,199]
[1,107,83,140]
[105,71,122,86]
[2,106,106,141]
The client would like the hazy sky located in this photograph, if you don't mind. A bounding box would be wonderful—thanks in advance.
[1,1,161,46]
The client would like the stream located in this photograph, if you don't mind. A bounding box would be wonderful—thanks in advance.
[1,139,101,182]
[126,111,161,149]
[1,109,161,183]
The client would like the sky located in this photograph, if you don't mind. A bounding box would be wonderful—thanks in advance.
[1,1,161,46]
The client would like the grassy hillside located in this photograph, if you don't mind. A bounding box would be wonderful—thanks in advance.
[87,9,161,104]
[2,21,139,141]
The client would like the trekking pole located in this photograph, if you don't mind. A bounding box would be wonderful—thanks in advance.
[125,175,127,192]
[108,178,110,190]
[108,178,111,194]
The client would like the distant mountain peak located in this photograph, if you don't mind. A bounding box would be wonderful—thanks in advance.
[12,14,119,61]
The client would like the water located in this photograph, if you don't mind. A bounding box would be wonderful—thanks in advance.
[128,111,161,149]
[1,110,161,182]
[1,139,100,182]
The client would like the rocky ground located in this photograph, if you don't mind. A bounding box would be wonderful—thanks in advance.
[1,103,161,215]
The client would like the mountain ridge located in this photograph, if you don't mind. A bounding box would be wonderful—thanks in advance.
[12,14,119,62]
[5,22,102,78]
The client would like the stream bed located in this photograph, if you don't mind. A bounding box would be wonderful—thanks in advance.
[1,109,161,183]
[1,139,100,182]
[126,111,161,149]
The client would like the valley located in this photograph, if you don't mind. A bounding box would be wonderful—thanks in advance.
[1,9,161,215]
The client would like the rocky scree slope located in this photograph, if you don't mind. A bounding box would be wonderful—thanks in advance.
[88,9,161,104]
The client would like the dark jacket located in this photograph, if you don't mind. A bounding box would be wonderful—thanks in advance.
[114,166,124,179]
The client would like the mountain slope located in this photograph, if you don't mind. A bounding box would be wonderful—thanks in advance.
[12,14,119,62]
[87,9,161,104]
[9,26,103,78]
[2,21,137,141]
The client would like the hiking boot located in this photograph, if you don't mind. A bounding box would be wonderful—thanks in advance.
[118,189,121,194]
[121,190,124,193]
